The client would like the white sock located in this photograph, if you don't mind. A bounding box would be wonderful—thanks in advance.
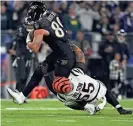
[115,104,121,109]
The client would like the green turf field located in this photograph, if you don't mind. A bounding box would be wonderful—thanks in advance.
[1,99,133,126]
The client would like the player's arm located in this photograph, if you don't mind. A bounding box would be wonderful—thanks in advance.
[71,44,85,63]
[71,44,86,72]
[27,29,50,53]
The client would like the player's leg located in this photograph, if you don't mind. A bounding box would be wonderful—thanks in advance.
[7,59,55,104]
[43,59,75,96]
[22,62,47,96]
[105,90,132,114]
[54,59,75,77]
[15,68,21,92]
[45,72,57,95]
[22,60,55,97]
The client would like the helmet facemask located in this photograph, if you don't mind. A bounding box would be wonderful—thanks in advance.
[25,2,46,31]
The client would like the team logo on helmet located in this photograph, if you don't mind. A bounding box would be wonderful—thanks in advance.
[52,77,73,94]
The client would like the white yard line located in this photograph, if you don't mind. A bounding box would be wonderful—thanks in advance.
[5,107,71,111]
[1,99,133,111]
[1,99,133,102]
[1,99,59,102]
[1,106,133,111]
[111,120,133,123]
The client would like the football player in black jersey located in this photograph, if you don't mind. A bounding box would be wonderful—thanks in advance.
[7,1,77,103]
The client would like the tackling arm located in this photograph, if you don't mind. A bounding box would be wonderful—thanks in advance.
[71,44,86,72]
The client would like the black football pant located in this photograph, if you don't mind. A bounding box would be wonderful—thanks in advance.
[22,58,75,97]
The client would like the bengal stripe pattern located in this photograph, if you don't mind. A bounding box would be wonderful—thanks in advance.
[71,68,84,76]
[52,77,72,94]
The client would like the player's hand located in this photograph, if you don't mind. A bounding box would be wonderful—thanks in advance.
[27,29,50,53]
[84,103,96,115]
[96,104,104,111]
[27,42,42,53]
[96,96,106,112]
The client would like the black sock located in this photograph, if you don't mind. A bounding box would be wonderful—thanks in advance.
[105,90,122,109]
[23,62,48,97]
[20,79,27,92]
[16,82,21,92]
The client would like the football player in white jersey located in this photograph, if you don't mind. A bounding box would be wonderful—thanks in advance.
[54,67,107,115]
[52,45,132,115]
[7,44,132,115]
[53,67,132,115]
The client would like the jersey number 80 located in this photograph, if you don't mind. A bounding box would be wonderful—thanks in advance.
[51,17,64,38]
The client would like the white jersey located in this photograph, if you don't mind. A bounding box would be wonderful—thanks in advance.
[59,68,107,103]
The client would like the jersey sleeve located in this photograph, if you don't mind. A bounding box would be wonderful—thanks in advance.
[70,68,84,77]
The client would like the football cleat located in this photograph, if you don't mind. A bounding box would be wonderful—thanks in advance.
[7,88,26,104]
[118,107,132,115]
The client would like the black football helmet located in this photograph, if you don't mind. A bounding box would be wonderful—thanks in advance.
[25,1,46,31]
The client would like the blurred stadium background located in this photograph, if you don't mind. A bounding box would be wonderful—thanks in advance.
[1,1,133,100]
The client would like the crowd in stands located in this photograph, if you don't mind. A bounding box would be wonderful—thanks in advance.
[1,1,133,98]
[1,1,133,32]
